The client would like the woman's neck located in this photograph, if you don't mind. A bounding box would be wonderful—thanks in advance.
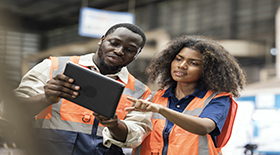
[174,82,197,100]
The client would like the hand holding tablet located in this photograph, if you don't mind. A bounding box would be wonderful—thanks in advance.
[63,62,125,118]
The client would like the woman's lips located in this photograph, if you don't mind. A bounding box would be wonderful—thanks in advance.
[174,71,186,77]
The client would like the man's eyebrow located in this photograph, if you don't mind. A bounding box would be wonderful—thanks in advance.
[109,37,122,42]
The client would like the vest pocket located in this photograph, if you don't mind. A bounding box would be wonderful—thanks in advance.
[60,101,94,125]
[151,150,160,155]
[150,142,162,155]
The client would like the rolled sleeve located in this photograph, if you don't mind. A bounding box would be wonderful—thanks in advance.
[102,111,153,148]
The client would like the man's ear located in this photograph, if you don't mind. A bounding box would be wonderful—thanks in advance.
[133,48,142,59]
[98,35,105,45]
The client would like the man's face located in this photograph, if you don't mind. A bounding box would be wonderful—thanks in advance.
[96,27,143,74]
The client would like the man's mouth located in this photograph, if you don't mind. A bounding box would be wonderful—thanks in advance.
[107,55,123,64]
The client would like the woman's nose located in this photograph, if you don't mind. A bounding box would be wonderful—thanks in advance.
[178,61,187,69]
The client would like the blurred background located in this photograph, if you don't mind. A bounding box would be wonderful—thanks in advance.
[0,0,280,154]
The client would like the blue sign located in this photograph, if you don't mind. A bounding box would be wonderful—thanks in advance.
[79,7,135,38]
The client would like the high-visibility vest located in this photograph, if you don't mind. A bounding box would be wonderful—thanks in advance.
[133,90,237,155]
[33,56,151,153]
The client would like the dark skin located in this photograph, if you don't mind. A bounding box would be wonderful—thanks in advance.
[20,27,143,142]
[93,27,142,74]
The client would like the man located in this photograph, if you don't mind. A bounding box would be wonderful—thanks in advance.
[3,23,152,155]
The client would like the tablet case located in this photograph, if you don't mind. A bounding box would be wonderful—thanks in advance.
[63,61,125,118]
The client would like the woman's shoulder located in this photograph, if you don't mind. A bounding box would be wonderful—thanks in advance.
[214,92,232,99]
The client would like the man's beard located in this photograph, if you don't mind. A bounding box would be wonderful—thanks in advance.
[98,48,123,72]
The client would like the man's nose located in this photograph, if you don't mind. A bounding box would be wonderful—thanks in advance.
[114,46,124,55]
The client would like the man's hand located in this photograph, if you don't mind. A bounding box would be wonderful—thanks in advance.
[43,74,80,104]
[93,112,127,142]
[93,112,119,128]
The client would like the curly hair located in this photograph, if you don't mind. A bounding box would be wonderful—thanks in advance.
[146,35,246,98]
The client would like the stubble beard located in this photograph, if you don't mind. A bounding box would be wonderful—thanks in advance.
[98,48,123,72]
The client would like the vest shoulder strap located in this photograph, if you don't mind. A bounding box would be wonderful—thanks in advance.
[49,56,80,77]
[149,91,157,101]
[203,91,218,109]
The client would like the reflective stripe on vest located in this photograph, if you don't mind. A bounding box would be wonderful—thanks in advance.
[34,56,150,135]
[182,92,217,116]
[123,76,147,99]
[151,91,217,119]
[134,90,229,155]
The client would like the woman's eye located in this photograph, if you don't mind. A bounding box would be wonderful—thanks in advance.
[190,62,199,66]
[175,57,181,61]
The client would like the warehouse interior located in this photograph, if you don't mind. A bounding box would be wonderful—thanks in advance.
[1,0,280,154]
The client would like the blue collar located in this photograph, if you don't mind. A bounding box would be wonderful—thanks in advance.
[162,83,207,99]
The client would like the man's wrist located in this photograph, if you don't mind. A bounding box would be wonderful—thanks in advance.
[107,118,120,129]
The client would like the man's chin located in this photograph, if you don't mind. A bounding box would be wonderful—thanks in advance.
[100,60,122,72]
[105,65,121,72]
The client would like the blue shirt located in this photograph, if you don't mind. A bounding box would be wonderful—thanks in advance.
[162,83,231,145]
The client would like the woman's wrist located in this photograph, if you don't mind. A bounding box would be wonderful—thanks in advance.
[157,104,165,114]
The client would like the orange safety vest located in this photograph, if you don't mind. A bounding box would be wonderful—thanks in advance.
[133,90,237,155]
[34,56,151,136]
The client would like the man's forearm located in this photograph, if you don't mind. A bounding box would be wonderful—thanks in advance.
[108,120,128,142]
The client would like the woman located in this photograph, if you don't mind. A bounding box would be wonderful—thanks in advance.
[126,35,246,155]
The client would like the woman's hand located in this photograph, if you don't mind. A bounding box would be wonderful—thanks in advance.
[125,97,163,113]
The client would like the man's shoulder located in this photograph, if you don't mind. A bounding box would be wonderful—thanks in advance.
[127,72,146,85]
[126,72,150,91]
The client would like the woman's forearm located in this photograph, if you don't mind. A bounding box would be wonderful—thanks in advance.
[158,106,216,135]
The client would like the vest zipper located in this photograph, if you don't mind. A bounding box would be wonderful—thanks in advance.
[162,130,169,155]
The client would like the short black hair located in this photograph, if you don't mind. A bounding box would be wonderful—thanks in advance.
[104,23,146,49]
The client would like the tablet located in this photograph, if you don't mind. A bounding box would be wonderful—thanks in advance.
[63,61,125,118]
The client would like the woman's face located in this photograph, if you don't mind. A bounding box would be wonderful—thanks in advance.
[171,47,203,84]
